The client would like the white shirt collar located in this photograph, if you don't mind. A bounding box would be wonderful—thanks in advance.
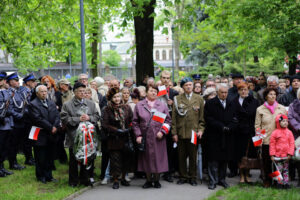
[239,96,244,106]
[185,92,193,100]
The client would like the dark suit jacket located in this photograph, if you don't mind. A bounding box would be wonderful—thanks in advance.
[203,96,238,161]
[28,98,61,146]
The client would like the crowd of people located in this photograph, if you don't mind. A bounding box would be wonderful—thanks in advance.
[0,70,300,191]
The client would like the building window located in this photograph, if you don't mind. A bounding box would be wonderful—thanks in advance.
[169,49,173,60]
[155,50,160,60]
[162,50,167,60]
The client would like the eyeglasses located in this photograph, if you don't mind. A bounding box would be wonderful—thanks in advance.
[79,78,88,81]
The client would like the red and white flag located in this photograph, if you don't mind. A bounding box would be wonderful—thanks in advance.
[191,130,197,145]
[252,136,262,147]
[29,126,41,140]
[269,170,283,182]
[157,85,167,97]
[152,111,167,124]
[162,123,170,134]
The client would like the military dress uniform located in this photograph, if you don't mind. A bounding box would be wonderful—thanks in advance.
[22,73,37,165]
[172,91,205,185]
[0,72,14,177]
[6,72,26,170]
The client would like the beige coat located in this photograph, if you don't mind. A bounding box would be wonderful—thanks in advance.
[254,103,287,145]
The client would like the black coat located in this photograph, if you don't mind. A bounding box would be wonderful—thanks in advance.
[279,90,297,106]
[169,88,179,101]
[28,98,61,146]
[203,96,238,161]
[232,95,259,160]
[101,104,133,150]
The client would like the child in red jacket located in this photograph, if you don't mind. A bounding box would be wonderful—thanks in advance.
[269,114,295,189]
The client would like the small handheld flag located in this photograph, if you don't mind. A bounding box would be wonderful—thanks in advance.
[191,130,197,145]
[152,111,167,124]
[29,126,41,140]
[157,85,167,97]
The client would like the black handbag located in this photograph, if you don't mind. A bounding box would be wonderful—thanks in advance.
[124,130,135,153]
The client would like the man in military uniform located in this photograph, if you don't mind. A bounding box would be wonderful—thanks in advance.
[172,77,205,186]
[0,72,14,177]
[192,74,202,85]
[22,73,38,165]
[6,72,26,170]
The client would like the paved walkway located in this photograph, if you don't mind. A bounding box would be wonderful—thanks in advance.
[73,171,245,200]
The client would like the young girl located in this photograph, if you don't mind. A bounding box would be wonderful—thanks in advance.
[269,114,295,189]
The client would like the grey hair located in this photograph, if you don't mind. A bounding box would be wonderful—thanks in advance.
[297,88,300,100]
[203,87,216,97]
[35,85,47,93]
[267,75,279,84]
[147,77,155,84]
[216,83,229,91]
[78,73,88,79]
[121,87,130,92]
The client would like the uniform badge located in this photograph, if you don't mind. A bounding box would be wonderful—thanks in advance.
[193,106,200,112]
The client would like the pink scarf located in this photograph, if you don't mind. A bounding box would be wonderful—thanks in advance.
[146,98,156,108]
[264,101,278,114]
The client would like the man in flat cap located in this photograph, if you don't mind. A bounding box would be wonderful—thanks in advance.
[172,77,205,186]
[61,82,100,187]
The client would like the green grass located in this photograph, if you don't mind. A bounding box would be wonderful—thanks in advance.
[0,153,101,200]
[207,183,300,200]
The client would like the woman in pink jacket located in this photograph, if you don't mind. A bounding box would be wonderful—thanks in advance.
[269,114,295,189]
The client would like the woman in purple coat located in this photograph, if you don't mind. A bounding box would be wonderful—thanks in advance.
[288,88,300,186]
[132,84,171,189]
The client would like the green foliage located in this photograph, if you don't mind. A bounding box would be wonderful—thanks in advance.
[0,154,101,200]
[180,0,300,77]
[207,183,300,200]
[102,50,122,67]
[0,0,122,73]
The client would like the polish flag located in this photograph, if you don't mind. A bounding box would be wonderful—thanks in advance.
[191,130,197,145]
[252,136,262,147]
[162,123,170,134]
[29,126,41,140]
[152,111,167,124]
[157,85,167,97]
[269,170,283,182]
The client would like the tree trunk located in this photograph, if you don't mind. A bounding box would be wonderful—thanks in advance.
[254,55,259,63]
[132,0,156,86]
[91,31,98,78]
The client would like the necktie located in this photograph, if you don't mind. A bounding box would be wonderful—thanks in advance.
[42,100,48,108]
[222,100,225,109]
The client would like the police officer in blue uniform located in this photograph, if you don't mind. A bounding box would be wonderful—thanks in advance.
[22,73,38,165]
[6,72,26,170]
[0,72,14,177]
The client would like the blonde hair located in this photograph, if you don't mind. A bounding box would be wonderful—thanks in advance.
[161,70,171,77]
